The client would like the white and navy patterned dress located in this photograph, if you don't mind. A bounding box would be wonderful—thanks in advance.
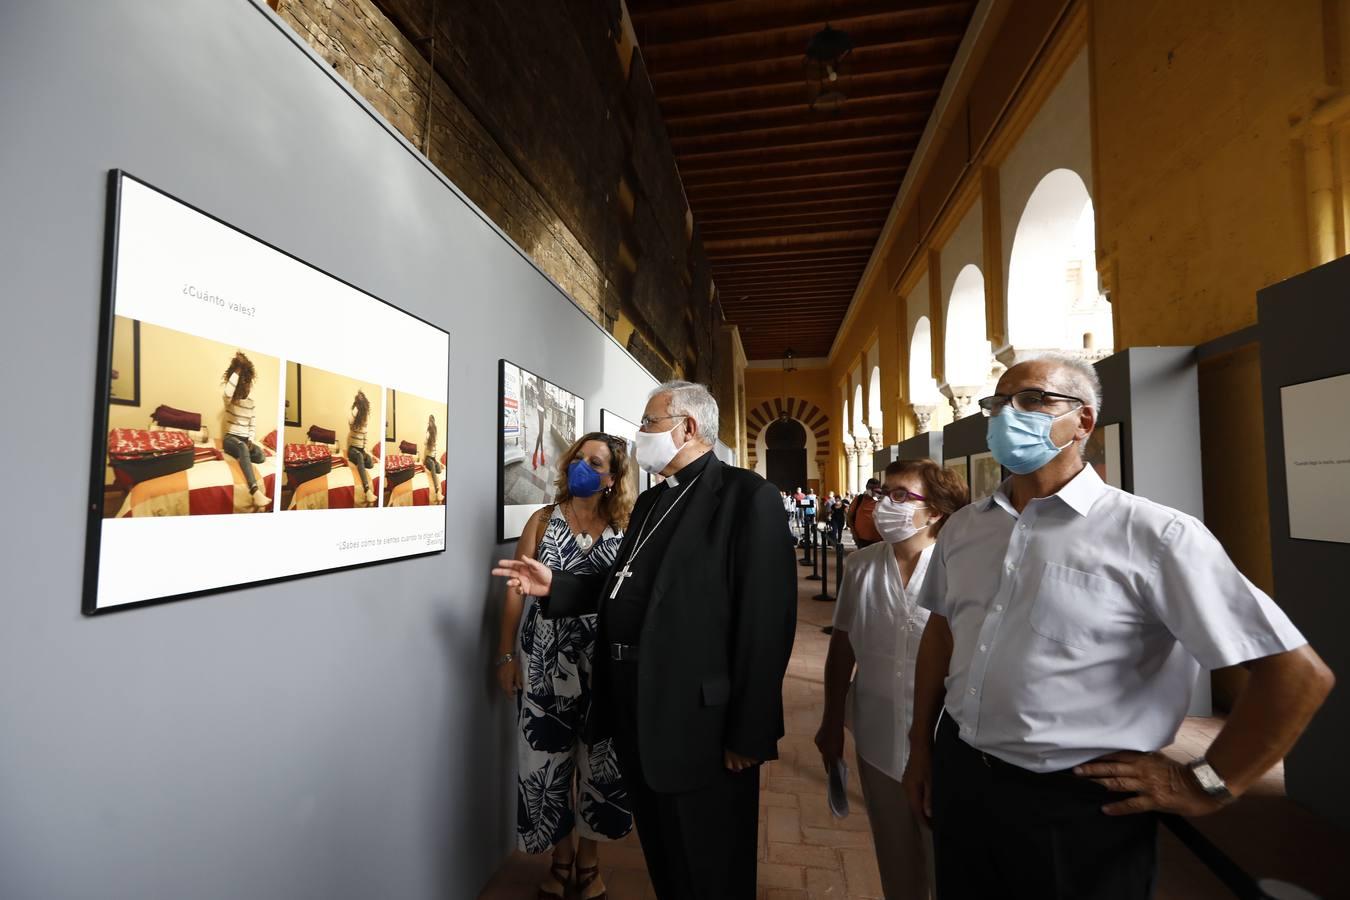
[516,507,632,853]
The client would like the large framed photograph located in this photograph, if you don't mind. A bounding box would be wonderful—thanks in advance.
[968,451,1002,503]
[85,171,450,614]
[1280,372,1350,544]
[383,389,448,509]
[601,408,654,495]
[499,360,584,542]
[943,455,969,486]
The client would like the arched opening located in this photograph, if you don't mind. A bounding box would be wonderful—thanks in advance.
[867,365,883,437]
[909,316,939,432]
[764,418,807,492]
[851,382,863,437]
[944,264,993,418]
[1007,168,1113,359]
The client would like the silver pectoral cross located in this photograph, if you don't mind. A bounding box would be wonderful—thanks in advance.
[610,564,635,600]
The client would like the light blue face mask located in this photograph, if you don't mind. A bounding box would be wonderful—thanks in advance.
[986,407,1077,475]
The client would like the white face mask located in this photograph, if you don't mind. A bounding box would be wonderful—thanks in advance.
[634,417,688,476]
[872,496,931,544]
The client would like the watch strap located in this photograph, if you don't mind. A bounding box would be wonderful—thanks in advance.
[1186,758,1233,801]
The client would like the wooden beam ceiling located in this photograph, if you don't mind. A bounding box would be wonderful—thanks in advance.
[629,0,976,360]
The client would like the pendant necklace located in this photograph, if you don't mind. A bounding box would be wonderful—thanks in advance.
[565,501,596,553]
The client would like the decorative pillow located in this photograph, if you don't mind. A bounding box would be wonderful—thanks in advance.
[108,428,194,460]
[262,429,278,451]
[307,425,337,445]
[385,453,416,473]
[151,405,202,432]
[399,440,418,455]
[285,442,334,467]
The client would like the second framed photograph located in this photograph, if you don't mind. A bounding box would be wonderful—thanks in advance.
[968,451,1003,503]
[499,360,585,542]
[601,408,654,496]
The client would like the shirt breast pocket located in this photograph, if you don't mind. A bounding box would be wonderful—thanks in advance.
[1029,562,1146,651]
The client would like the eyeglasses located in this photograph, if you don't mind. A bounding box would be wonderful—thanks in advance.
[885,488,927,504]
[639,414,685,429]
[977,389,1084,417]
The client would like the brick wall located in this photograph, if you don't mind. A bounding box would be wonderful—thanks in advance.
[272,0,732,401]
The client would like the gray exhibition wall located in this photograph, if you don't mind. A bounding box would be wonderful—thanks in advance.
[0,2,658,898]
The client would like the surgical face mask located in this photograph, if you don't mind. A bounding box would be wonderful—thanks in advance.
[873,496,930,544]
[634,417,688,476]
[986,407,1077,475]
[567,459,604,498]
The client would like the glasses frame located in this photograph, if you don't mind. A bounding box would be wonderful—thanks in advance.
[977,389,1085,417]
[885,488,927,504]
[639,414,686,430]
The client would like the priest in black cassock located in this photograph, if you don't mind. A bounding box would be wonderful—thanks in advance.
[494,381,797,898]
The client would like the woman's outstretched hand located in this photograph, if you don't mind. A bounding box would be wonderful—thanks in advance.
[493,557,553,597]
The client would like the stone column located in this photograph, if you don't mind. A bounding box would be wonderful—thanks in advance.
[948,385,982,420]
[853,435,873,492]
[845,448,860,495]
[911,403,936,434]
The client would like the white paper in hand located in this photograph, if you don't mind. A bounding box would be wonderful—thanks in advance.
[827,758,849,818]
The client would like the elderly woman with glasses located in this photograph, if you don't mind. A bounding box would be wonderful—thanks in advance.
[815,458,969,900]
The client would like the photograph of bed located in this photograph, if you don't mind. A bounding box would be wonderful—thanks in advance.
[103,317,281,518]
[383,389,447,507]
[280,363,382,510]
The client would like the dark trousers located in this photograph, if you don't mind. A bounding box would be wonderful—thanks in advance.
[931,713,1157,900]
[223,434,264,493]
[609,660,760,899]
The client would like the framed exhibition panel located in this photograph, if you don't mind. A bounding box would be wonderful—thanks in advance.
[1083,422,1124,490]
[499,359,585,542]
[943,455,968,486]
[84,171,450,615]
[600,408,655,494]
[1279,372,1350,544]
[968,451,1002,503]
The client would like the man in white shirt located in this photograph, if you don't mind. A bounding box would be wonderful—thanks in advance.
[902,354,1334,900]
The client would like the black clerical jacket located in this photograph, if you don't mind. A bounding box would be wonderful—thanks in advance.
[540,454,797,794]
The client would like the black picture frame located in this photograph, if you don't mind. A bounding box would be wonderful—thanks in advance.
[84,170,452,616]
[107,317,140,407]
[385,386,396,443]
[600,407,655,492]
[284,360,302,427]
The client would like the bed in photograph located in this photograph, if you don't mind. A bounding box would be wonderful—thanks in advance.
[287,457,380,510]
[112,438,277,518]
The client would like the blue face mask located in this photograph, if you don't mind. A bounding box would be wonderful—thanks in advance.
[986,407,1077,475]
[567,459,605,498]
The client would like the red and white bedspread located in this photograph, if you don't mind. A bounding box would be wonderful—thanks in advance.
[386,470,442,507]
[287,458,380,510]
[115,451,276,517]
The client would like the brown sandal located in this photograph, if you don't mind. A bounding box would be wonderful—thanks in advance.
[537,859,572,900]
[575,864,607,900]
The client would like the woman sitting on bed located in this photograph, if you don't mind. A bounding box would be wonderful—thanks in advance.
[348,390,375,502]
[221,351,270,509]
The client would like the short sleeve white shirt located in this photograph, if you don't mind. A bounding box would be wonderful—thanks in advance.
[917,464,1306,772]
[832,541,934,780]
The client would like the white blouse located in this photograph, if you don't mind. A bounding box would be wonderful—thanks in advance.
[832,541,934,781]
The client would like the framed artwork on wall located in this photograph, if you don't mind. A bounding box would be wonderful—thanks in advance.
[1084,422,1124,490]
[85,170,450,615]
[601,408,653,495]
[968,451,1002,503]
[1279,372,1350,544]
[499,359,585,542]
[943,455,969,486]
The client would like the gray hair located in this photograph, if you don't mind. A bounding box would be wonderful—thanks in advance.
[1031,352,1103,413]
[651,380,719,444]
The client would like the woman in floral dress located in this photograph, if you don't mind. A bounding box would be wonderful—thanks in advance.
[495,431,637,900]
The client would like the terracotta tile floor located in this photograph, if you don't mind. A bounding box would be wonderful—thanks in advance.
[480,550,1348,899]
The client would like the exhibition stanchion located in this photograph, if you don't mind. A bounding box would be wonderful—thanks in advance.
[806,523,822,581]
[813,526,833,601]
[799,518,813,565]
[835,537,846,597]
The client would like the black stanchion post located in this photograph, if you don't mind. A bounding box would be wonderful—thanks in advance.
[813,529,833,600]
[807,524,822,580]
[835,538,846,596]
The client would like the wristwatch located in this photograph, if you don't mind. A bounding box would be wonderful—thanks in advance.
[495,652,515,668]
[1186,758,1234,802]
